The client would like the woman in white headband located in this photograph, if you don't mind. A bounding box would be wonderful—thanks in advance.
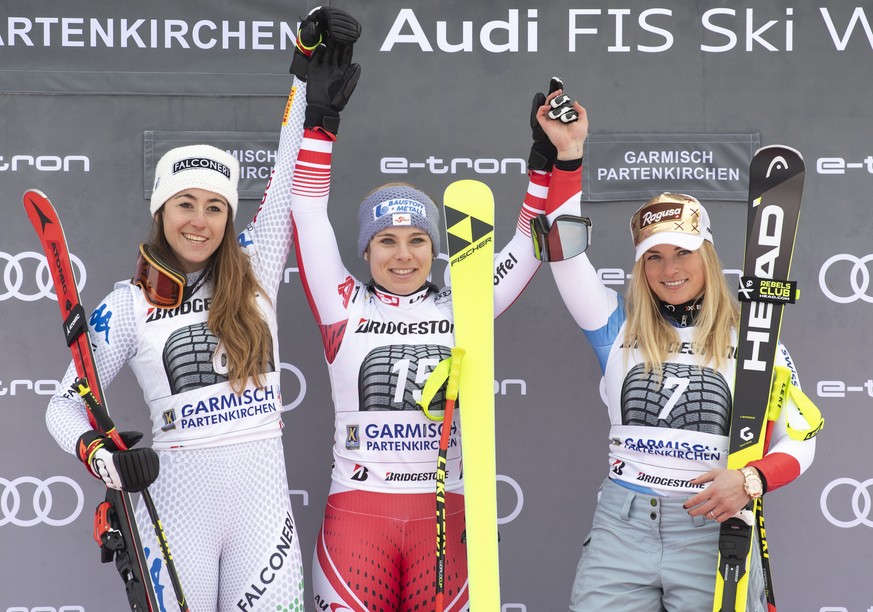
[536,89,819,611]
[40,7,352,604]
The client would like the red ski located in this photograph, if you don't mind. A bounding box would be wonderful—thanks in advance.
[23,188,188,612]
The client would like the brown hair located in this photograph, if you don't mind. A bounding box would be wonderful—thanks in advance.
[149,210,272,393]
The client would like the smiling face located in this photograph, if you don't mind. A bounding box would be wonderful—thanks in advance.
[365,227,434,295]
[160,188,229,273]
[642,244,706,305]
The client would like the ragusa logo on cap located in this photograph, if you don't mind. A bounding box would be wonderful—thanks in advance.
[172,157,231,179]
[373,198,426,219]
[640,202,685,229]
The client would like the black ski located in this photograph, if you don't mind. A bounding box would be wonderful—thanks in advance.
[23,189,189,612]
[712,146,805,612]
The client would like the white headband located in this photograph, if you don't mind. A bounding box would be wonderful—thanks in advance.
[150,144,240,218]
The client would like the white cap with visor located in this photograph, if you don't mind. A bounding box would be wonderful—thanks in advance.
[630,193,713,261]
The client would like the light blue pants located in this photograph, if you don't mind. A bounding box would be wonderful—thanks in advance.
[569,478,766,612]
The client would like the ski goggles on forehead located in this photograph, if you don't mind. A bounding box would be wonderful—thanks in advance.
[132,243,187,309]
[530,214,592,262]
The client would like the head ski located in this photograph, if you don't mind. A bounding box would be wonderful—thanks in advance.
[712,146,804,612]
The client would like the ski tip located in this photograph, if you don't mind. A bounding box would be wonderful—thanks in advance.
[753,144,803,161]
[443,179,495,207]
[22,188,51,211]
[749,144,805,186]
[445,178,488,189]
[23,188,49,200]
[22,189,61,234]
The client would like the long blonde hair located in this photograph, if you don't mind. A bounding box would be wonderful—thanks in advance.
[624,241,738,374]
[150,211,272,393]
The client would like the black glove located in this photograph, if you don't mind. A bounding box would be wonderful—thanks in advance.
[304,42,361,137]
[528,77,578,172]
[290,6,363,81]
[77,430,160,493]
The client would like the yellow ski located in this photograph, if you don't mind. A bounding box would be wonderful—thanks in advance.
[444,179,500,611]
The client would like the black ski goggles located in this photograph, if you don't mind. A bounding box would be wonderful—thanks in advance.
[132,243,187,309]
[530,214,592,262]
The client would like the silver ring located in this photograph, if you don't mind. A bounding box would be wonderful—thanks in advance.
[709,510,717,519]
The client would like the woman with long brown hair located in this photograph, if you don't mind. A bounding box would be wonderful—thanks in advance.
[45,118,306,611]
[43,8,365,608]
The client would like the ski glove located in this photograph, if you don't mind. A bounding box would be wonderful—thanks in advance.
[548,94,579,124]
[528,77,579,172]
[290,6,362,81]
[304,42,361,138]
[77,430,160,493]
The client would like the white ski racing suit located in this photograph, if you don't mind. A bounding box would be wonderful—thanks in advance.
[290,128,550,611]
[45,78,311,612]
[543,165,817,611]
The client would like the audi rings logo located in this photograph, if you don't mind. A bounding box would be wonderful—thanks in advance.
[819,253,873,304]
[280,362,307,412]
[497,474,525,525]
[820,477,873,528]
[0,476,85,527]
[1,251,87,302]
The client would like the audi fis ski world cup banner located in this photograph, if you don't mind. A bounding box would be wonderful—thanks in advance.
[1,1,872,610]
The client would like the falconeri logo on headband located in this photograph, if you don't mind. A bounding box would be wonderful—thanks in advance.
[172,157,232,179]
[373,198,427,219]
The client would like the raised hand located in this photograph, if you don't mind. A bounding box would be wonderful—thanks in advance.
[304,42,362,138]
[291,6,362,81]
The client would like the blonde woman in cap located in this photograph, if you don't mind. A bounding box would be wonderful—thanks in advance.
[44,67,316,612]
[287,47,581,612]
[537,97,819,611]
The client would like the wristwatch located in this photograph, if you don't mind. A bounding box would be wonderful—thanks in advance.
[740,467,764,499]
